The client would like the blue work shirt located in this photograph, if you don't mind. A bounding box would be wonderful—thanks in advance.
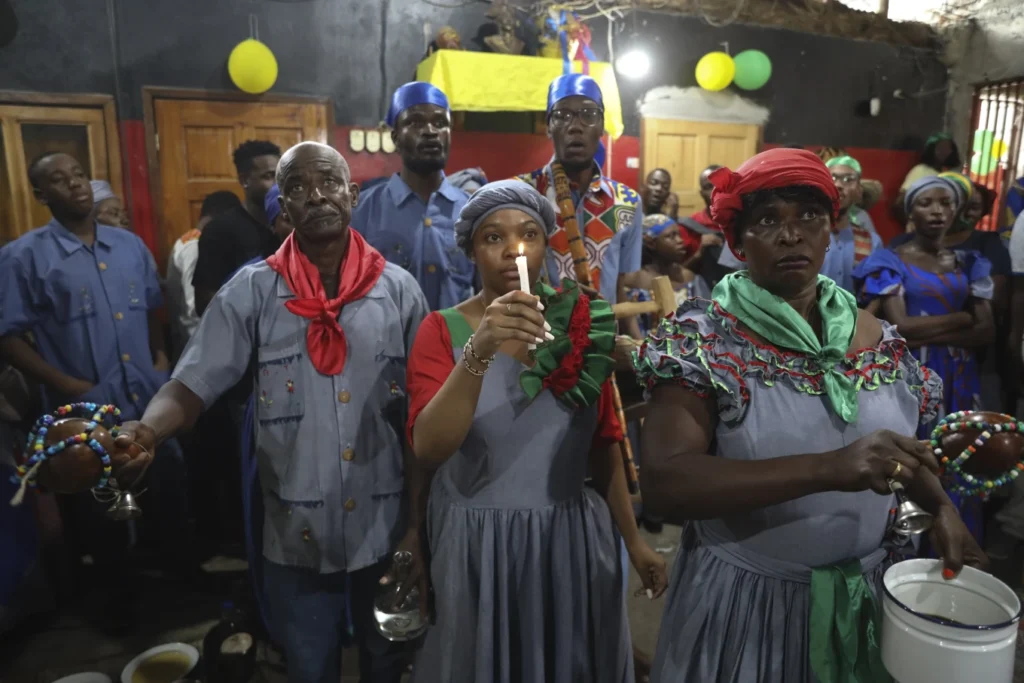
[352,173,473,311]
[173,260,428,573]
[821,210,883,293]
[0,219,166,420]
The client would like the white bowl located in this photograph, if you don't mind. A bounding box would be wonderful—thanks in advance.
[881,558,1021,683]
[120,643,199,683]
[53,674,112,683]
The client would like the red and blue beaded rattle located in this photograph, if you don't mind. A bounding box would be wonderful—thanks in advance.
[930,410,1024,499]
[9,402,145,520]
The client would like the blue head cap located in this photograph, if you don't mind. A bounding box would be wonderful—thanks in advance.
[546,74,603,114]
[386,82,450,128]
[264,184,282,226]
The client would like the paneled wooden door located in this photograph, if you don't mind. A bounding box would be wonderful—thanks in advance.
[0,100,121,244]
[153,97,329,264]
[641,119,761,217]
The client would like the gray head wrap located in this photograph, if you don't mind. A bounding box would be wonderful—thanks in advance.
[454,179,557,253]
[904,175,959,216]
[90,180,116,204]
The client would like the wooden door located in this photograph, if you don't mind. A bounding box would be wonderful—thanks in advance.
[641,119,761,217]
[153,98,329,263]
[0,102,121,244]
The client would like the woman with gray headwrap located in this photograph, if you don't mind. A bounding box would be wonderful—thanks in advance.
[406,180,665,682]
[854,175,995,544]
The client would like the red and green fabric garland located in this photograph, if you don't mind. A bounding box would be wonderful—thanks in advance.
[520,280,615,409]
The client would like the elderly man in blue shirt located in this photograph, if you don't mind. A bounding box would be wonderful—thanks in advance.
[820,154,883,293]
[352,82,474,311]
[114,142,429,683]
[0,151,187,628]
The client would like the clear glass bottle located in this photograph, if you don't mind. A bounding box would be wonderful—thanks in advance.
[373,550,428,641]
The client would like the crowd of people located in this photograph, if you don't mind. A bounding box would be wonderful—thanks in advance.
[0,71,1021,683]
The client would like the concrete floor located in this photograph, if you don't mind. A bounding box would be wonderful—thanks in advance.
[7,523,1022,683]
[0,526,678,683]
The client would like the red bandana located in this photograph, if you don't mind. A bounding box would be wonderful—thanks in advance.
[708,148,840,261]
[266,229,385,376]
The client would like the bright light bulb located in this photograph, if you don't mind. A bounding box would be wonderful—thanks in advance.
[615,49,650,78]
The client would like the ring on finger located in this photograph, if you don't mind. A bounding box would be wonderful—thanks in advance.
[892,461,902,478]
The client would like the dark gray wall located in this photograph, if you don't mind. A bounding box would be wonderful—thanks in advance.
[0,0,947,149]
[588,12,949,150]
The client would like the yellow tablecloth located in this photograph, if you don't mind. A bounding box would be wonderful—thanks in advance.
[415,51,624,139]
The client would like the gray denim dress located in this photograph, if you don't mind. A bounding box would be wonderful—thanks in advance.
[412,311,634,683]
[634,299,942,683]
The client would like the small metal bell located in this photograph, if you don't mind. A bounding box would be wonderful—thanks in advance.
[106,490,142,521]
[889,480,933,536]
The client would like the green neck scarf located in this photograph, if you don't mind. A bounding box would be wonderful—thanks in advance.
[712,272,860,422]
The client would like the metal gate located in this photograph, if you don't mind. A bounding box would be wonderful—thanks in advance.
[966,78,1024,233]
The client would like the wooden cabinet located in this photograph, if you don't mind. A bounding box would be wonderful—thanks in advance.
[0,93,122,245]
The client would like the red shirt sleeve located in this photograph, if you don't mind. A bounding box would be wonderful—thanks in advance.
[406,311,455,445]
[593,379,624,449]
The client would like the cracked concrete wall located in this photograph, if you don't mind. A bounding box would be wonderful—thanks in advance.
[945,0,1024,148]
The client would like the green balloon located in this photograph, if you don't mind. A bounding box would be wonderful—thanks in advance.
[733,50,772,91]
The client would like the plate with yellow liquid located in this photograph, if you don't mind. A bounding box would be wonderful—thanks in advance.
[120,643,199,683]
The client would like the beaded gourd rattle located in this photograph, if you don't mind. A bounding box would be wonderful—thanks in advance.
[930,410,1024,499]
[9,402,147,520]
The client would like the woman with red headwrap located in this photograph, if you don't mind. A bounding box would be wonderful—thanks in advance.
[634,149,986,683]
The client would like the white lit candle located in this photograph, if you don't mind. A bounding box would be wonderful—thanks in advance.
[516,243,535,350]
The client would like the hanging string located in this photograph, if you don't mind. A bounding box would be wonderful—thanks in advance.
[249,13,259,41]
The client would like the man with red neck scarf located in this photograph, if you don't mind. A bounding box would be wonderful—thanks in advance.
[113,142,428,683]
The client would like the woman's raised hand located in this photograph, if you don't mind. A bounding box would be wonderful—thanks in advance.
[471,291,554,360]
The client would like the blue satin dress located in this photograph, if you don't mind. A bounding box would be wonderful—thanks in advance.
[854,248,994,542]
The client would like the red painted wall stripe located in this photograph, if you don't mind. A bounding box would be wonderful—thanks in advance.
[121,120,157,255]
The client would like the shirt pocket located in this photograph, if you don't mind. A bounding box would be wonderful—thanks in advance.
[369,334,409,498]
[370,230,415,271]
[255,341,306,447]
[125,279,148,312]
[50,274,98,324]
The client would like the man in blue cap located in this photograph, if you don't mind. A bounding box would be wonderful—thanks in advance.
[516,73,643,312]
[352,82,474,311]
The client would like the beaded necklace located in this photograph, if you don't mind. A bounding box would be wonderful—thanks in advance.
[930,410,1024,498]
[10,402,121,505]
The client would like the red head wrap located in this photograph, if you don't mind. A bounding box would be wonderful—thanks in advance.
[708,148,840,261]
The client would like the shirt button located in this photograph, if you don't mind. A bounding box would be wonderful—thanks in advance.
[342,448,355,461]
[98,262,107,271]
[424,218,432,227]
[131,393,139,402]
[344,498,356,512]
[337,390,350,403]
[121,353,130,361]
[114,312,124,321]
[427,264,437,273]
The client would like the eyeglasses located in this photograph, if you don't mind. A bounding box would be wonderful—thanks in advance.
[831,173,860,185]
[548,107,604,128]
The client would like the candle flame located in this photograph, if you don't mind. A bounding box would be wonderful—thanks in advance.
[518,243,524,256]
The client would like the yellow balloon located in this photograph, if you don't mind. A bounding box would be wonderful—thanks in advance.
[695,52,736,92]
[228,39,278,94]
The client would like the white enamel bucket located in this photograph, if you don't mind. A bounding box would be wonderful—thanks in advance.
[881,559,1021,683]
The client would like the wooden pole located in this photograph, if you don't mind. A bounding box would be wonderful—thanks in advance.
[551,162,640,492]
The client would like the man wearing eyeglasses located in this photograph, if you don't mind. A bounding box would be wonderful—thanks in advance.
[821,154,882,293]
[515,74,643,310]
